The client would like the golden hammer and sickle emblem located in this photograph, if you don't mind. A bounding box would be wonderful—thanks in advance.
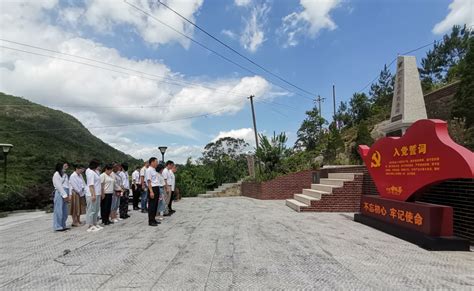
[371,151,381,168]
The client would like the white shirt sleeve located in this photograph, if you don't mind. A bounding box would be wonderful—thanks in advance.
[53,172,68,198]
[145,169,150,184]
[87,170,95,187]
[162,169,169,182]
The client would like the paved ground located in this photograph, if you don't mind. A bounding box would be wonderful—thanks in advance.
[0,197,473,290]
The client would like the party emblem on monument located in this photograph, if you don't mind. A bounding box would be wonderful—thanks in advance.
[354,55,473,251]
[359,119,474,202]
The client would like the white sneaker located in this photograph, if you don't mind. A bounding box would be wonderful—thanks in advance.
[87,226,98,232]
[113,219,120,223]
[96,225,104,230]
[91,226,101,232]
[157,217,164,221]
[117,218,123,221]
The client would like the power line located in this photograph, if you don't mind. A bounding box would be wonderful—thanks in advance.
[0,40,255,99]
[123,0,313,101]
[358,40,437,93]
[0,101,241,109]
[155,0,316,98]
[0,100,246,134]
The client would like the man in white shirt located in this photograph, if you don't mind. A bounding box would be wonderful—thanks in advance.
[119,163,131,219]
[131,166,141,210]
[111,164,123,223]
[140,161,149,213]
[162,160,176,215]
[69,164,86,227]
[146,157,161,226]
[85,159,102,232]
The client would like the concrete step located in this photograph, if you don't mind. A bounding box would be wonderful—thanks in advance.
[320,178,349,187]
[198,194,214,198]
[311,183,340,193]
[294,194,319,205]
[302,188,328,199]
[286,199,307,212]
[328,173,355,180]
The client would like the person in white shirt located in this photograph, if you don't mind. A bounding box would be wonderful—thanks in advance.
[131,166,141,210]
[162,160,176,215]
[69,164,86,227]
[111,164,123,222]
[118,163,131,219]
[146,158,161,226]
[140,161,149,213]
[100,164,115,225]
[61,162,70,196]
[52,163,70,231]
[85,159,103,232]
[156,164,167,220]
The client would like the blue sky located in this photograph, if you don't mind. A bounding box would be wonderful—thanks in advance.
[0,0,472,162]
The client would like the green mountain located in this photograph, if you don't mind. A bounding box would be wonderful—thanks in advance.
[0,92,142,211]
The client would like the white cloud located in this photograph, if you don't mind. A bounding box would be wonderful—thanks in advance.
[213,128,256,146]
[240,2,270,53]
[221,29,237,39]
[432,0,474,34]
[280,0,341,47]
[82,0,203,48]
[0,1,279,161]
[234,0,252,7]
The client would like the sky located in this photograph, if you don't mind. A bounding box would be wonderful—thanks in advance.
[0,0,473,163]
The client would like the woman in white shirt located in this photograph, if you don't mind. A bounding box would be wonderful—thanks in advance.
[52,163,70,231]
[85,159,103,232]
[69,164,86,227]
[100,164,115,225]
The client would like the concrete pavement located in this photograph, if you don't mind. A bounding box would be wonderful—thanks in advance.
[0,197,473,290]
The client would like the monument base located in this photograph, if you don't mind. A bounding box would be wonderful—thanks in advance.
[354,213,470,251]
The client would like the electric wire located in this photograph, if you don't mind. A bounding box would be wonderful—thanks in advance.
[155,0,316,98]
[123,0,314,101]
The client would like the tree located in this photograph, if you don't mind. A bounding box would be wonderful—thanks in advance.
[452,37,474,128]
[202,137,249,163]
[201,137,250,186]
[369,64,394,115]
[324,123,344,164]
[295,104,327,150]
[256,132,290,179]
[334,101,351,128]
[349,93,371,124]
[351,121,373,164]
[420,25,472,92]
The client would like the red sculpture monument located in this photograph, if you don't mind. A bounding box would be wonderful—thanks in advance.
[355,119,473,250]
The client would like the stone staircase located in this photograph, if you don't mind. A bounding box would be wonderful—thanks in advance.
[286,173,363,212]
[197,182,242,198]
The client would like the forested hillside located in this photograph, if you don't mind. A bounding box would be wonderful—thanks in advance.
[0,92,141,211]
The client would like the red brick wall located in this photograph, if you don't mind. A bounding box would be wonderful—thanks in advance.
[320,166,378,196]
[241,170,314,200]
[300,174,364,212]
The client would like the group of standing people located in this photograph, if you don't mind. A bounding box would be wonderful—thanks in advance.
[131,158,177,226]
[52,158,177,231]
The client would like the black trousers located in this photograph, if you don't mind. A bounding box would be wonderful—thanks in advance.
[168,190,175,211]
[101,193,113,223]
[132,185,141,208]
[148,187,159,223]
[119,190,129,217]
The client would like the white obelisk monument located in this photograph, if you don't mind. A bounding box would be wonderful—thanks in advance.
[382,55,427,136]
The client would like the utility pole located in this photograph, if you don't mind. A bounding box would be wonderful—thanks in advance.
[248,95,259,150]
[332,84,337,128]
[248,95,261,174]
[315,95,325,118]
